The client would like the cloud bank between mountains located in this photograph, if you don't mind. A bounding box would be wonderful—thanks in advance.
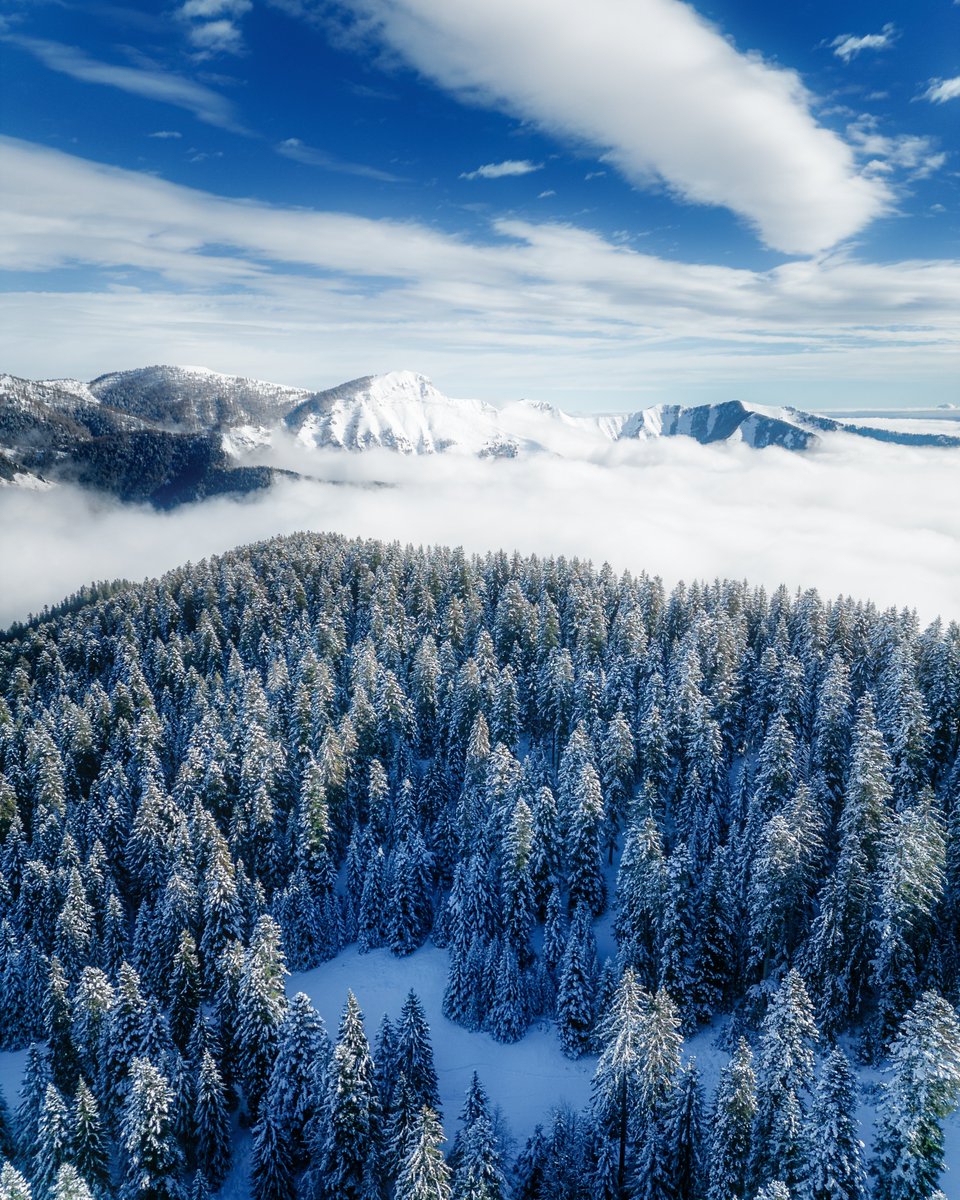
[2,433,958,630]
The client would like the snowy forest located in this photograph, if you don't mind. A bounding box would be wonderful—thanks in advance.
[0,530,959,1200]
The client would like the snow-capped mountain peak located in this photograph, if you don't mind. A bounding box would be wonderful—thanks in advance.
[284,371,503,454]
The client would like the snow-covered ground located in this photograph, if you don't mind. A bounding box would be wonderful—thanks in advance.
[2,942,960,1193]
[290,944,596,1143]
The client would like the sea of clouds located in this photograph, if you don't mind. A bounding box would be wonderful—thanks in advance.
[1,430,957,629]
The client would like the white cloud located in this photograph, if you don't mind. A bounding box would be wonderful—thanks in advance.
[847,119,946,182]
[186,18,246,55]
[148,129,183,139]
[276,137,404,181]
[460,159,543,180]
[3,36,243,130]
[925,77,960,104]
[537,190,556,198]
[178,0,252,57]
[0,136,958,407]
[831,24,897,62]
[3,434,960,631]
[179,0,252,17]
[318,0,889,254]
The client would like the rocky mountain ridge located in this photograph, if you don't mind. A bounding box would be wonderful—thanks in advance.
[3,365,958,505]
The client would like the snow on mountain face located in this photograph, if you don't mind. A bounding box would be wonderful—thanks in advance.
[4,365,960,505]
[283,373,827,457]
[89,365,309,433]
[285,370,508,454]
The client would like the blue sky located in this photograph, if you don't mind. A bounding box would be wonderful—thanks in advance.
[0,0,958,410]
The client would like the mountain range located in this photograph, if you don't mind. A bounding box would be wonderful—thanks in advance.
[2,364,958,507]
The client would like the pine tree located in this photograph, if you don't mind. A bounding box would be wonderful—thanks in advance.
[71,1083,108,1198]
[45,961,79,1097]
[707,1038,756,1200]
[0,1163,33,1200]
[193,1053,230,1193]
[315,992,380,1200]
[450,1108,505,1200]
[16,1046,50,1170]
[566,764,607,918]
[34,1085,70,1200]
[394,993,440,1114]
[50,1167,92,1200]
[252,991,329,1198]
[237,916,288,1121]
[120,1058,184,1200]
[250,1108,292,1200]
[664,1060,705,1200]
[873,991,960,1200]
[396,1106,451,1200]
[556,905,597,1058]
[168,933,200,1052]
[750,971,818,1194]
[591,967,650,1196]
[488,944,528,1044]
[802,1047,866,1200]
[512,1125,549,1200]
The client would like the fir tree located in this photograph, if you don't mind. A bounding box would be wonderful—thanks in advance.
[751,971,818,1194]
[314,992,380,1200]
[665,1060,705,1200]
[120,1058,184,1200]
[707,1038,757,1200]
[50,1167,92,1200]
[34,1085,70,1200]
[193,1054,230,1194]
[556,905,597,1059]
[0,1163,33,1200]
[873,991,960,1200]
[70,1083,108,1198]
[802,1047,866,1200]
[396,1107,451,1200]
[394,993,440,1115]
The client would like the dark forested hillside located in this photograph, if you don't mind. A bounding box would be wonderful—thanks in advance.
[1,532,959,1199]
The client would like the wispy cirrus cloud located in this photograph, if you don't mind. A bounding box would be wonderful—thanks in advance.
[831,24,897,62]
[276,137,405,181]
[460,159,543,180]
[0,136,958,408]
[3,35,245,131]
[924,77,960,104]
[302,0,890,255]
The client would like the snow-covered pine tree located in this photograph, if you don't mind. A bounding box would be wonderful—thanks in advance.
[802,1046,866,1200]
[0,1162,33,1200]
[33,1085,70,1200]
[395,1106,451,1200]
[750,971,818,1194]
[664,1060,705,1200]
[873,990,960,1200]
[237,916,288,1121]
[394,992,440,1115]
[312,992,380,1200]
[120,1058,184,1200]
[49,1167,92,1200]
[193,1052,230,1194]
[706,1037,757,1200]
[556,904,598,1059]
[70,1082,108,1198]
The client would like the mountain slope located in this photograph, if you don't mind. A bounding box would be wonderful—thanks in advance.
[3,365,960,505]
[90,364,309,433]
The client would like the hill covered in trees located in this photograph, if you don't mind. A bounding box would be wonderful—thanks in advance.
[0,532,959,1199]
